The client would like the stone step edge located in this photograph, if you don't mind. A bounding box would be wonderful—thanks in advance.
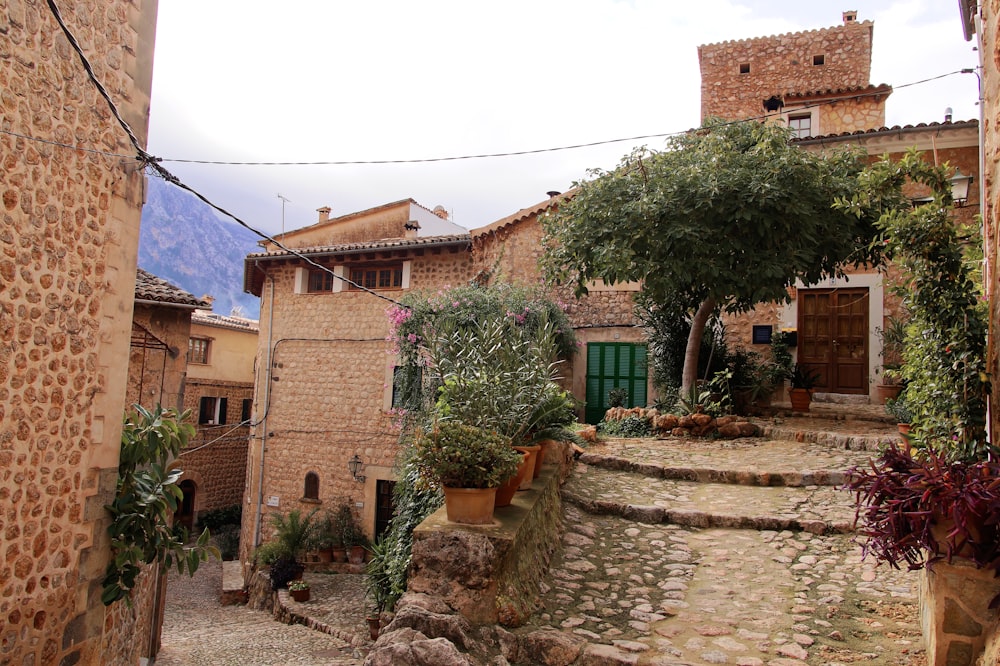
[577,453,848,487]
[275,588,371,650]
[561,490,854,536]
[757,424,899,452]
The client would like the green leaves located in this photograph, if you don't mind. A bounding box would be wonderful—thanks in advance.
[102,405,219,606]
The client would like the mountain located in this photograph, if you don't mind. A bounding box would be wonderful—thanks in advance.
[139,178,263,319]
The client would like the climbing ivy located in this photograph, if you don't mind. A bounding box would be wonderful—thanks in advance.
[102,405,219,605]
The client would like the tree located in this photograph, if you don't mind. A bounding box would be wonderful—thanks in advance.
[542,119,887,394]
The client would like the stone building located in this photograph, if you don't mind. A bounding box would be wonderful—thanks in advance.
[239,197,643,556]
[0,1,163,664]
[698,10,890,134]
[177,308,258,528]
[700,11,980,403]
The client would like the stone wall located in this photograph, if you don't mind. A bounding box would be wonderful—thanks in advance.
[699,16,874,121]
[0,1,159,664]
[180,378,252,515]
[981,0,1000,448]
[128,303,191,412]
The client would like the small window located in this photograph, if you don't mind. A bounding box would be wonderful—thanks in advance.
[739,62,750,74]
[813,54,825,66]
[198,396,228,425]
[241,398,253,423]
[349,264,403,291]
[788,113,812,139]
[188,338,210,364]
[308,269,334,293]
[303,472,319,500]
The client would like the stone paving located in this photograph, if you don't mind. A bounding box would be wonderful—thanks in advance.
[158,410,925,665]
[157,559,365,666]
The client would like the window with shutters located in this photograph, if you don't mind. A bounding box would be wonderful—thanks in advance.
[349,264,403,291]
[584,343,648,424]
[198,396,228,425]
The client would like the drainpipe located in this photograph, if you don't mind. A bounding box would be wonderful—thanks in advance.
[252,276,276,549]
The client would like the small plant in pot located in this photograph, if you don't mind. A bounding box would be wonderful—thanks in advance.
[412,420,520,524]
[265,508,317,590]
[884,394,913,437]
[787,364,819,412]
[287,579,310,602]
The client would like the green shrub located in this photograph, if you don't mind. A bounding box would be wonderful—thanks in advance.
[598,415,651,438]
[213,524,241,561]
[197,505,242,531]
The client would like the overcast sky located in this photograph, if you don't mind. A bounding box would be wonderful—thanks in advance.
[147,0,979,236]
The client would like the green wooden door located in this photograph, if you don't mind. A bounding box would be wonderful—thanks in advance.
[585,343,648,423]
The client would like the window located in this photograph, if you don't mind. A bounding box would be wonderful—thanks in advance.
[812,54,825,66]
[188,337,210,364]
[241,398,253,423]
[307,269,334,293]
[198,396,227,425]
[788,113,812,139]
[349,264,403,291]
[303,472,319,500]
[392,365,423,410]
[739,62,750,74]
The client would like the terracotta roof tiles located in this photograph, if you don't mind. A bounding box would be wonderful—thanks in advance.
[135,268,210,308]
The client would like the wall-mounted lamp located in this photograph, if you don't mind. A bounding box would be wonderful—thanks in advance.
[949,168,973,207]
[348,454,366,483]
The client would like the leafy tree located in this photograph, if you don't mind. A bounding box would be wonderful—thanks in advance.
[542,119,887,394]
[104,405,218,605]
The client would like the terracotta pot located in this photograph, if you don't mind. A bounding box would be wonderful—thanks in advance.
[534,440,557,478]
[348,545,366,564]
[316,548,333,564]
[897,422,911,437]
[789,388,811,412]
[877,383,903,405]
[514,445,540,490]
[494,451,530,508]
[442,486,497,524]
[290,587,310,602]
[367,616,380,641]
[331,546,347,563]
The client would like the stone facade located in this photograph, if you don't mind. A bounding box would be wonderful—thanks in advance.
[699,13,879,124]
[179,310,258,521]
[0,1,159,664]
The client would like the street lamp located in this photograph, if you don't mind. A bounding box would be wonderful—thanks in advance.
[948,168,973,207]
[348,454,366,483]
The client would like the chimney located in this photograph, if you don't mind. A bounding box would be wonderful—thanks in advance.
[404,220,421,239]
[432,205,449,220]
[317,206,331,223]
[546,191,561,198]
[944,107,954,123]
[843,10,858,24]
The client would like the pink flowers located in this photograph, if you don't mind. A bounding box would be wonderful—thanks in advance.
[407,333,419,344]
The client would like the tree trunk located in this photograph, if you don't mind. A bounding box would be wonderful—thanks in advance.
[681,297,717,397]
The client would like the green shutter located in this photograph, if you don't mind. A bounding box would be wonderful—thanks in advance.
[584,343,648,424]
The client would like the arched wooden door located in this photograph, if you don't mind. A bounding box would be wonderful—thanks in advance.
[796,288,869,394]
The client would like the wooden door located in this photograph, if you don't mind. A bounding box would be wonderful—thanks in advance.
[585,343,648,424]
[797,289,869,394]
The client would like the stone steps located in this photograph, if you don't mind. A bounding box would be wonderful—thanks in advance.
[562,463,856,535]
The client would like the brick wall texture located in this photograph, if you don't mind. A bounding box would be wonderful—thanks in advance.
[699,18,873,121]
[0,1,158,664]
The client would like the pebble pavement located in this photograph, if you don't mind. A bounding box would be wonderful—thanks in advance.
[158,409,925,665]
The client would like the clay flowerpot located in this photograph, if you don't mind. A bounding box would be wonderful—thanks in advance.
[877,383,903,405]
[442,486,497,524]
[788,388,812,412]
[290,588,310,603]
[316,548,333,564]
[494,451,531,508]
[514,445,540,490]
[331,546,347,563]
[348,545,366,565]
[534,440,557,478]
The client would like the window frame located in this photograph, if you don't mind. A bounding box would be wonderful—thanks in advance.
[307,269,335,293]
[188,337,211,364]
[787,112,813,139]
[348,263,404,292]
[198,396,228,425]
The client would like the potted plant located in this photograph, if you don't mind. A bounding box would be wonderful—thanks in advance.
[288,579,311,603]
[266,508,317,590]
[365,534,397,641]
[787,363,819,412]
[412,420,520,524]
[331,500,366,564]
[521,383,585,480]
[874,314,907,404]
[884,394,913,437]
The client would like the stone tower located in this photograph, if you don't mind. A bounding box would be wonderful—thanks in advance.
[697,10,890,136]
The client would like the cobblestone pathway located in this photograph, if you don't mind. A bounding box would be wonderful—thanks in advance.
[157,559,363,666]
[159,414,925,665]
